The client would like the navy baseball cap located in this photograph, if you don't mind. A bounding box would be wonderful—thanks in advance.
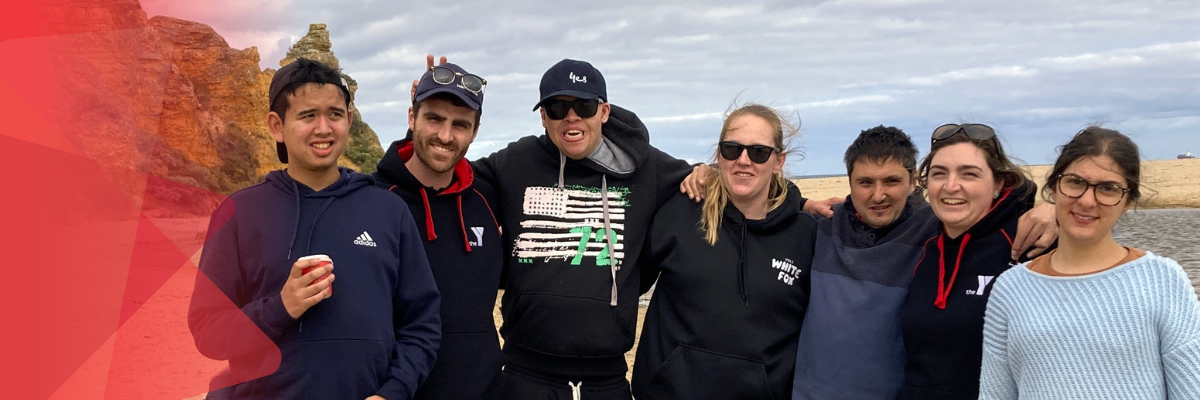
[532,59,607,111]
[414,63,484,111]
[268,58,351,163]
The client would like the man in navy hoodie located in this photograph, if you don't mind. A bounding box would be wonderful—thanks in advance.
[189,58,441,400]
[790,126,1055,400]
[373,63,504,400]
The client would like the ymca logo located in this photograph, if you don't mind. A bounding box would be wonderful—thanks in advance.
[569,72,587,83]
[469,227,485,247]
[965,275,995,296]
[353,231,377,247]
[771,258,801,286]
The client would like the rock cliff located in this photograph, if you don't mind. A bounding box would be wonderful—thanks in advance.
[38,0,383,216]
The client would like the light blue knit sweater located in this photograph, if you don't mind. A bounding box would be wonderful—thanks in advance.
[979,252,1200,400]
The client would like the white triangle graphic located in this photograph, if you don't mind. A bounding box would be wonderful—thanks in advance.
[362,231,373,242]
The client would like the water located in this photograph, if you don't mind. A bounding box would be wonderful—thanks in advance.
[1112,208,1200,290]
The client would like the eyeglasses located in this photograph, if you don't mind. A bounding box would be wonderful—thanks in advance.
[1055,173,1128,206]
[429,66,487,95]
[719,141,779,164]
[931,123,996,145]
[542,99,601,120]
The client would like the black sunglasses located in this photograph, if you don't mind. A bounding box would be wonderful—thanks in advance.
[719,141,779,164]
[543,99,600,120]
[931,123,996,145]
[429,66,486,94]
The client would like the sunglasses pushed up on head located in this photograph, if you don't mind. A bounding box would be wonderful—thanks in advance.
[931,123,997,145]
[541,98,601,120]
[719,141,779,164]
[429,66,487,94]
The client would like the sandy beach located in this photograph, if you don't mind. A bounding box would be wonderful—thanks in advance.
[793,158,1200,208]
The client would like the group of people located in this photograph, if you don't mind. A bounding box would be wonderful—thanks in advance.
[187,55,1200,400]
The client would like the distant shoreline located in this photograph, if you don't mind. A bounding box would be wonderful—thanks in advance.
[793,158,1200,209]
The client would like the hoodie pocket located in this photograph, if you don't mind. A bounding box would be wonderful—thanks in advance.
[648,345,773,400]
[506,292,634,357]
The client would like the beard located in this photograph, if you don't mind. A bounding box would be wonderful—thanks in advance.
[411,136,467,174]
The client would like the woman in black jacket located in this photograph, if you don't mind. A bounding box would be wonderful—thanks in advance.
[898,123,1039,400]
[631,103,817,400]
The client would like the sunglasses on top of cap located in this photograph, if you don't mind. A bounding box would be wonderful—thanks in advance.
[430,66,486,95]
[931,123,997,145]
[543,98,601,120]
[719,141,779,164]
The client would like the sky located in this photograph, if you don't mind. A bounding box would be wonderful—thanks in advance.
[142,0,1200,176]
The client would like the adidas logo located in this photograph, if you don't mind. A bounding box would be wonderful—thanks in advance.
[353,231,377,247]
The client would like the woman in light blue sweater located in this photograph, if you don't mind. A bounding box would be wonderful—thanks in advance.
[979,126,1200,400]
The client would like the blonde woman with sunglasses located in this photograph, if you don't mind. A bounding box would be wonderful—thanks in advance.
[631,103,817,400]
[978,127,1200,399]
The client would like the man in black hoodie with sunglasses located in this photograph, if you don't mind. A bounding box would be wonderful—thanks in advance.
[469,59,698,400]
[374,63,504,400]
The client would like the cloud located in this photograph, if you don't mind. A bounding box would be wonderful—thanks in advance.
[161,0,1200,175]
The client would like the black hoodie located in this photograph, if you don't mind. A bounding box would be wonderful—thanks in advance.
[898,182,1037,400]
[631,184,816,400]
[374,138,504,400]
[472,105,692,377]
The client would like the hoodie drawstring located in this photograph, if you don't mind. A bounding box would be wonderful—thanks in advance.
[286,181,302,260]
[558,153,566,190]
[569,381,583,400]
[419,188,437,241]
[457,195,471,253]
[304,197,337,256]
[934,233,971,309]
[602,175,619,307]
[737,222,748,305]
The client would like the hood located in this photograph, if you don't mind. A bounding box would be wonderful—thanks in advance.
[538,103,650,179]
[265,166,374,198]
[264,167,375,260]
[722,182,803,234]
[374,136,482,254]
[376,136,475,195]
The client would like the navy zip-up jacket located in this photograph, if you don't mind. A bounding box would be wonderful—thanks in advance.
[189,167,441,400]
[375,137,505,400]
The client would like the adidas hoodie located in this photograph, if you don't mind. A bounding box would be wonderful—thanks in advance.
[898,182,1037,400]
[472,104,693,377]
[188,167,441,400]
[631,184,816,400]
[374,137,505,400]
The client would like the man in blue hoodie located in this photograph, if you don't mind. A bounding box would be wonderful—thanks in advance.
[790,126,1055,400]
[189,58,441,400]
[374,63,504,400]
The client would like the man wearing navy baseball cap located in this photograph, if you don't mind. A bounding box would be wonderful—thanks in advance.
[373,62,505,400]
[466,58,692,400]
